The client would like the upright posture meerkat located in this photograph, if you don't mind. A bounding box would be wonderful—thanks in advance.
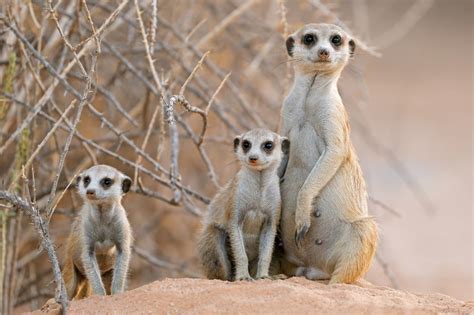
[62,164,132,299]
[198,129,289,281]
[279,23,377,284]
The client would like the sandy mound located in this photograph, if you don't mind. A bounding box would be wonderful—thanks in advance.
[33,278,472,314]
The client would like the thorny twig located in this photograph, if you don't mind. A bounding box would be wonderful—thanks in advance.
[0,191,68,313]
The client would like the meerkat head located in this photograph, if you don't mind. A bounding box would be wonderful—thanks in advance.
[286,23,355,74]
[233,129,289,171]
[76,164,132,205]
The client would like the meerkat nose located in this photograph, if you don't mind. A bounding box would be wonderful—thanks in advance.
[248,156,258,163]
[318,48,329,59]
[86,189,96,197]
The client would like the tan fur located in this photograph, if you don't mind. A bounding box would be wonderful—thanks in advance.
[198,129,288,281]
[62,165,132,299]
[279,23,378,284]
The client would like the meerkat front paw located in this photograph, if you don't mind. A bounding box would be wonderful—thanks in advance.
[256,275,271,280]
[255,272,270,280]
[92,287,107,296]
[294,207,311,247]
[235,273,254,281]
[270,274,289,280]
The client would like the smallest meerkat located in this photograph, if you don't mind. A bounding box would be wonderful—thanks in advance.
[62,165,132,299]
[198,129,289,281]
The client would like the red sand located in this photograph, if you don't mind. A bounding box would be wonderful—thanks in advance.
[33,277,473,314]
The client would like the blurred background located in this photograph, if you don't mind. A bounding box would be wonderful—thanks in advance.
[0,0,472,313]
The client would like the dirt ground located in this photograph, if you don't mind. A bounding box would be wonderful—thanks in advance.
[33,278,473,315]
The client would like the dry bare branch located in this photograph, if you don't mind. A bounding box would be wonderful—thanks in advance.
[0,191,68,314]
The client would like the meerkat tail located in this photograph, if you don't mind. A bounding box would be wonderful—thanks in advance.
[197,225,233,281]
[329,217,378,284]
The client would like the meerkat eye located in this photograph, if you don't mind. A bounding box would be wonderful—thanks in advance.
[84,176,91,185]
[263,141,273,152]
[303,34,316,46]
[242,140,251,150]
[101,177,113,188]
[331,34,342,46]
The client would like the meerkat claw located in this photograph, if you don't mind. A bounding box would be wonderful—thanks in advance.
[235,275,254,281]
[295,224,309,247]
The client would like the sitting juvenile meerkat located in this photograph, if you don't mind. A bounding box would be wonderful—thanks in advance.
[278,23,378,284]
[62,164,132,299]
[198,129,289,281]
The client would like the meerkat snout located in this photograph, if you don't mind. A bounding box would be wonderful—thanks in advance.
[248,155,259,163]
[86,189,96,199]
[318,48,330,60]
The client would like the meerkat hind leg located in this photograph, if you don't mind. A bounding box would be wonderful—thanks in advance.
[62,262,77,299]
[217,228,233,280]
[198,226,233,280]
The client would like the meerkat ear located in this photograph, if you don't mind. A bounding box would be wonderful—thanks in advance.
[281,137,290,154]
[286,36,295,57]
[75,175,82,188]
[349,39,356,56]
[233,136,240,152]
[122,176,132,194]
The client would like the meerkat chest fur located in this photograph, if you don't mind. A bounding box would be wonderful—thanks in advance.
[81,203,128,255]
[234,167,280,235]
[284,74,343,169]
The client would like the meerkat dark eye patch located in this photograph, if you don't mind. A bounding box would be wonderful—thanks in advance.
[83,176,91,188]
[122,177,132,194]
[331,34,342,46]
[262,141,274,153]
[302,33,316,47]
[100,177,114,189]
[242,140,251,153]
[286,36,295,57]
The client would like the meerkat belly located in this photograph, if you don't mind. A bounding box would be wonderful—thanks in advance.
[95,240,116,273]
[280,122,323,261]
[241,209,267,261]
[297,161,369,271]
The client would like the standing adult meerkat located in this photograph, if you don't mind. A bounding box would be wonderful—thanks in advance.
[278,23,377,284]
[62,164,132,299]
[198,129,289,281]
